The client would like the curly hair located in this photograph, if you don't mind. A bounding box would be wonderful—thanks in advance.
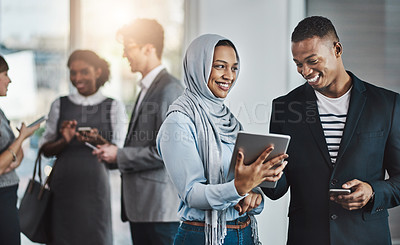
[67,50,110,88]
[291,16,339,43]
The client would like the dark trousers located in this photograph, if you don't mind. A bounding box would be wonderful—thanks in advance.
[129,221,180,245]
[0,185,20,245]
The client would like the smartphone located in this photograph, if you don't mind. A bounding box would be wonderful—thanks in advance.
[329,189,351,195]
[77,127,92,133]
[27,116,47,128]
[85,142,98,150]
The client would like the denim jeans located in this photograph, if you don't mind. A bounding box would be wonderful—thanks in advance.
[174,216,255,245]
[130,221,180,245]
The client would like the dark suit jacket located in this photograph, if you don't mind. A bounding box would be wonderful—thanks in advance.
[263,71,400,245]
[117,69,183,222]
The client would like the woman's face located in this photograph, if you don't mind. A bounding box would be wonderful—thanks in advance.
[0,70,11,96]
[207,45,238,98]
[69,60,101,96]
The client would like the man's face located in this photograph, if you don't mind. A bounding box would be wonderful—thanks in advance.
[292,36,340,93]
[123,39,147,74]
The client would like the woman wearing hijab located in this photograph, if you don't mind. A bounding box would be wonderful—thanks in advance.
[0,55,40,245]
[156,34,288,245]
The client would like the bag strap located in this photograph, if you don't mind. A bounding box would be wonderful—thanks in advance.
[27,148,58,200]
[27,149,43,193]
[37,156,58,199]
[38,160,57,200]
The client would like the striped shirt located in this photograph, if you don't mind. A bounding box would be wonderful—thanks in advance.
[315,88,352,165]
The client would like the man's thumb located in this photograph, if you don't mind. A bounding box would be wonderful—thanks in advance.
[343,179,359,189]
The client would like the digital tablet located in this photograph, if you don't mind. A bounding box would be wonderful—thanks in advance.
[228,132,291,188]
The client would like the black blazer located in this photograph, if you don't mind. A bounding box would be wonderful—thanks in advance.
[263,71,400,245]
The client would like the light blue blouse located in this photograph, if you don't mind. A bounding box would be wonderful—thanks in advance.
[157,111,264,221]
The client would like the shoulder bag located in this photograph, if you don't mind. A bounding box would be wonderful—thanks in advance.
[19,149,55,243]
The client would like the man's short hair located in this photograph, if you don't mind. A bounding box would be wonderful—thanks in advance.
[291,16,340,43]
[117,18,164,59]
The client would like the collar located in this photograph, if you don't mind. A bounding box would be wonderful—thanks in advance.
[346,70,365,94]
[139,64,165,89]
[68,89,106,106]
[314,85,353,101]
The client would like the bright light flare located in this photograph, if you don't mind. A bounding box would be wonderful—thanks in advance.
[44,165,53,177]
[112,7,132,28]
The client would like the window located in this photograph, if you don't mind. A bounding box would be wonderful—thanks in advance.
[1,1,184,244]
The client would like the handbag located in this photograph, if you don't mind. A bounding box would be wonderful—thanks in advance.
[19,149,55,243]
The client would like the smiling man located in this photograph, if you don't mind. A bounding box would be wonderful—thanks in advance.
[262,16,400,245]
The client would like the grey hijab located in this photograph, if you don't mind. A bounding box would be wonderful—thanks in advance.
[167,34,242,244]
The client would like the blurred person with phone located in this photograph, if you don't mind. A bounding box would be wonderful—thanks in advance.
[93,19,184,245]
[0,56,41,245]
[39,50,127,245]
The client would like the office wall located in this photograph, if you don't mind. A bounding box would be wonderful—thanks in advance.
[307,0,400,93]
[184,1,305,244]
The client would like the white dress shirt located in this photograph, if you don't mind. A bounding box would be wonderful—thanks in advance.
[40,90,128,147]
[134,64,165,115]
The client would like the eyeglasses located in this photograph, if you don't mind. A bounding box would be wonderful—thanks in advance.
[123,43,141,54]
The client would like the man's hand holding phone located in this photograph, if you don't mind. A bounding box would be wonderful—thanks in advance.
[329,189,351,196]
[329,179,374,211]
[92,144,118,164]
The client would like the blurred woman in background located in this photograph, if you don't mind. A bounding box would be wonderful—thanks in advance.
[40,50,127,245]
[0,55,40,245]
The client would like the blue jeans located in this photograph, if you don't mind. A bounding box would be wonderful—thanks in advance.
[174,216,255,245]
[129,221,180,245]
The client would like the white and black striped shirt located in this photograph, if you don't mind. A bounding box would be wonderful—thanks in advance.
[315,88,352,165]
